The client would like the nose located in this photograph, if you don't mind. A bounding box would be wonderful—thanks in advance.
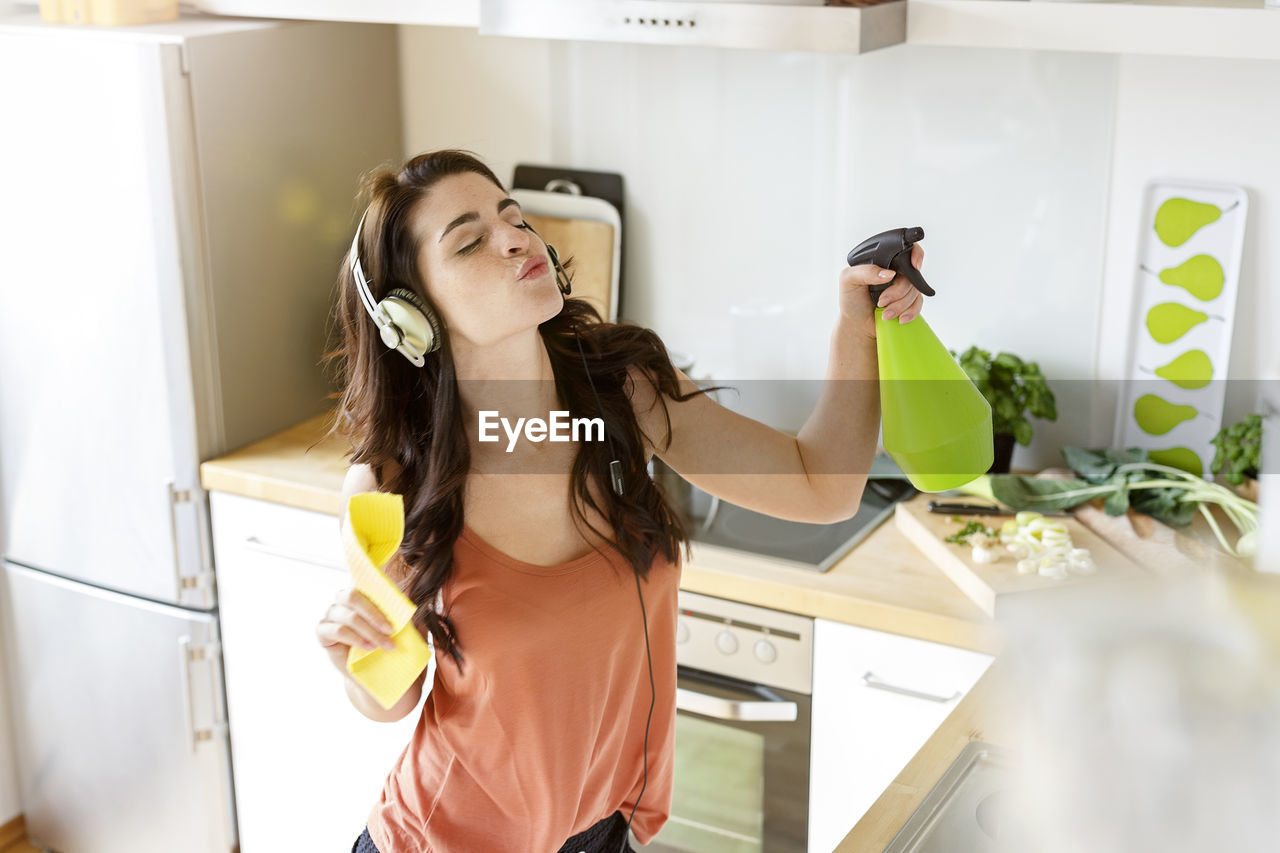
[502,220,533,255]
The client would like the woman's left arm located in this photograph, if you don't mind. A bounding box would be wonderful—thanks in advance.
[633,245,924,524]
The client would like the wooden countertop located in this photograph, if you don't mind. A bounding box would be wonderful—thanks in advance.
[199,410,999,654]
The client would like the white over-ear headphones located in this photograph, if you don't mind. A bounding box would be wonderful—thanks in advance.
[349,207,572,368]
[349,209,442,368]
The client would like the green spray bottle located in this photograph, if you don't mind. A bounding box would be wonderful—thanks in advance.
[847,227,993,492]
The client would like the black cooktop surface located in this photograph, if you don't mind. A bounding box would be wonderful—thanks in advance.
[688,474,917,572]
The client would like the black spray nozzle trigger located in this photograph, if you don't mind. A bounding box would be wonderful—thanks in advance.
[846,226,935,301]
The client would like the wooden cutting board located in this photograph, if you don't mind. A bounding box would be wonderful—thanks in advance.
[523,212,615,321]
[894,494,1145,617]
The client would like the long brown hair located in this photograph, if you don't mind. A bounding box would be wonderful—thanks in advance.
[317,149,712,669]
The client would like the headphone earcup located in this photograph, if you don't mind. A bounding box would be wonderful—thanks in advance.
[376,288,441,366]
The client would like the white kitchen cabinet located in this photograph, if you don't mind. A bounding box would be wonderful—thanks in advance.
[209,491,422,851]
[192,0,478,26]
[808,619,993,853]
[910,0,1280,61]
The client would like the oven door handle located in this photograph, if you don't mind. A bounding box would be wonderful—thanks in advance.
[676,687,798,722]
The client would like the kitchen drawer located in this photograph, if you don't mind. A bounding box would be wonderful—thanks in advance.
[209,491,420,850]
[809,619,993,853]
[210,490,345,574]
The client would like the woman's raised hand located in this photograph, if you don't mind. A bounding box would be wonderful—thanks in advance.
[316,587,398,676]
[838,242,925,340]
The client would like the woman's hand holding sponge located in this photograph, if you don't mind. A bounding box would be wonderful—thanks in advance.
[315,492,432,710]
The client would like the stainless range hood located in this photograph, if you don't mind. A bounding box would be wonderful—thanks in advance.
[478,0,907,54]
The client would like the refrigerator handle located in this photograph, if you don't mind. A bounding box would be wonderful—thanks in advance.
[178,635,228,754]
[178,635,197,754]
[168,480,215,606]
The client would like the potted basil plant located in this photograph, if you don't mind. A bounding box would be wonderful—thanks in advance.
[952,346,1058,473]
[1210,413,1261,502]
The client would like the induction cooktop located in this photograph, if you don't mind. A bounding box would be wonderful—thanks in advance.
[687,455,918,572]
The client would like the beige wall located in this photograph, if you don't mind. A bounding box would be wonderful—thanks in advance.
[397,25,554,188]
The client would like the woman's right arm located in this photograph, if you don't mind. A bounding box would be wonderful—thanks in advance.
[315,462,428,723]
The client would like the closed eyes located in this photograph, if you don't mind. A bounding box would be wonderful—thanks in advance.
[457,220,532,256]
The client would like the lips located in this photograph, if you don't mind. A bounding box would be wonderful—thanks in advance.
[517,256,549,281]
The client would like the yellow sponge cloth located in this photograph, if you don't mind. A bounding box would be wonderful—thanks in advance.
[342,491,432,710]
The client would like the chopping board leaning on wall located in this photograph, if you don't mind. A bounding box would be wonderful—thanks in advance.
[523,213,616,321]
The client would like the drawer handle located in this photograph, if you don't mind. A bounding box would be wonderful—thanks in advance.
[861,671,960,704]
[676,687,797,722]
[243,536,342,571]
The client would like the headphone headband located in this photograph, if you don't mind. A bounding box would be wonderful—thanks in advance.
[349,210,381,321]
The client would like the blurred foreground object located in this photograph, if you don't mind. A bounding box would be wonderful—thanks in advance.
[1000,575,1280,852]
[1257,373,1279,574]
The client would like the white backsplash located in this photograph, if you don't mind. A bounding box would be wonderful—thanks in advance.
[398,27,1276,471]
[547,41,1117,463]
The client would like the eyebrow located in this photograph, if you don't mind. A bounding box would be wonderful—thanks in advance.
[439,197,521,243]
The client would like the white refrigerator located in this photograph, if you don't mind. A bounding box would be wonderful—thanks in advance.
[0,13,402,851]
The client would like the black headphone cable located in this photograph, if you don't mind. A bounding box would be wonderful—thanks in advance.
[573,330,652,853]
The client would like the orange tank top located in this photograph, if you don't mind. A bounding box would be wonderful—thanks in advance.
[365,525,681,853]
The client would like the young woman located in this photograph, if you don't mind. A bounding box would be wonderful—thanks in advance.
[314,150,924,853]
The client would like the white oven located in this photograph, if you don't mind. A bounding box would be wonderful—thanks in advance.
[646,591,813,853]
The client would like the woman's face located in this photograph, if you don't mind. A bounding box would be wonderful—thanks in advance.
[411,172,562,349]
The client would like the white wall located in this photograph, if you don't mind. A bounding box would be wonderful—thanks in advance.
[398,25,555,194]
[1093,53,1280,445]
[546,42,1117,470]
[397,29,1276,473]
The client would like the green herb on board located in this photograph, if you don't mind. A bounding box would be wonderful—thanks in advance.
[945,520,996,546]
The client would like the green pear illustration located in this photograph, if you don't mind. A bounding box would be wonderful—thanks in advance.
[1146,302,1212,344]
[1134,394,1197,436]
[1147,349,1214,390]
[1154,197,1238,247]
[1148,254,1224,301]
[1149,446,1204,476]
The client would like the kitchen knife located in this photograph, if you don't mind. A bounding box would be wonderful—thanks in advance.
[926,501,1072,518]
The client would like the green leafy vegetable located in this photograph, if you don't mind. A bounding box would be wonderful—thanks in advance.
[951,346,1058,446]
[959,446,1258,557]
[1210,413,1262,486]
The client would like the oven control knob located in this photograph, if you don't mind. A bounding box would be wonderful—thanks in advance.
[676,621,690,644]
[753,639,778,664]
[715,630,738,655]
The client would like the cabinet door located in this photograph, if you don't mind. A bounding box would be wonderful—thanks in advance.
[2,562,236,853]
[808,619,992,853]
[192,0,478,26]
[210,492,423,851]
